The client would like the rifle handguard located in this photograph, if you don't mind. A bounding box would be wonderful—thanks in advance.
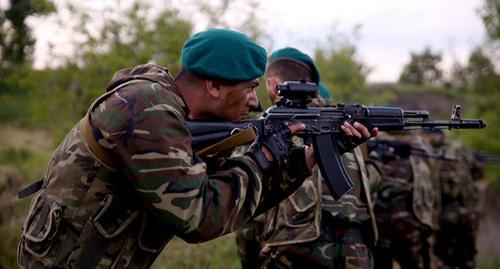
[246,127,293,175]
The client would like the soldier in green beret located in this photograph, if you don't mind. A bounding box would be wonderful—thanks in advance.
[17,29,324,268]
[236,47,378,269]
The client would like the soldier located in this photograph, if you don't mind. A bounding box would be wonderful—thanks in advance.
[421,129,481,269]
[17,29,374,268]
[366,131,438,269]
[236,47,378,269]
[17,29,325,268]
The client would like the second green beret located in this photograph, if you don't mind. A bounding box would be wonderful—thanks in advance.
[181,28,267,81]
[269,47,320,84]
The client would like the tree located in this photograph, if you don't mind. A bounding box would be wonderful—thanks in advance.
[479,0,500,41]
[312,26,370,103]
[467,49,500,93]
[41,1,193,137]
[0,0,55,67]
[399,47,443,85]
[446,62,469,91]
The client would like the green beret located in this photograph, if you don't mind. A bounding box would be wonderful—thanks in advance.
[318,83,332,103]
[181,28,267,81]
[269,47,320,84]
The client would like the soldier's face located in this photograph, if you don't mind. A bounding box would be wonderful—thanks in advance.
[217,79,259,121]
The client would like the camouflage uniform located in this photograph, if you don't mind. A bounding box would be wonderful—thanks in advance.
[432,139,480,269]
[366,132,438,269]
[237,146,377,269]
[17,64,307,268]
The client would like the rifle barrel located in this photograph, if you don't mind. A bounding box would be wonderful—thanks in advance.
[404,119,486,129]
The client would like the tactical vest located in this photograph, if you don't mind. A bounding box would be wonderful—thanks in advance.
[371,134,438,229]
[18,81,174,268]
[435,141,479,209]
[411,154,438,229]
[259,147,377,254]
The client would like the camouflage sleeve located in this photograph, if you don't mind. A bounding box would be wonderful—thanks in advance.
[91,84,266,243]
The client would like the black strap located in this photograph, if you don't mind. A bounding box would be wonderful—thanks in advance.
[31,198,51,236]
[17,179,44,199]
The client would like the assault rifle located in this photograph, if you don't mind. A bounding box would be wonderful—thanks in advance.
[187,81,486,200]
[474,151,500,164]
[366,139,457,163]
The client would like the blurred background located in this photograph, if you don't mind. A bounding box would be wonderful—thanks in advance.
[0,0,498,268]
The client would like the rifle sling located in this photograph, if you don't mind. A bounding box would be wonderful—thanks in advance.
[83,114,119,169]
[82,79,148,170]
[196,127,257,158]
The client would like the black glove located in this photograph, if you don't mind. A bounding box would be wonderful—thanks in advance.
[336,133,368,154]
[246,127,294,175]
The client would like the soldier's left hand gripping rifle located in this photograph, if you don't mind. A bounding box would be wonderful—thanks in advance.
[186,81,486,200]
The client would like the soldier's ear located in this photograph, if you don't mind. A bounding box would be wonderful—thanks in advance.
[204,79,221,98]
[266,77,277,92]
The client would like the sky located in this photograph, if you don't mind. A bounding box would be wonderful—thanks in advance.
[258,0,487,82]
[14,0,487,83]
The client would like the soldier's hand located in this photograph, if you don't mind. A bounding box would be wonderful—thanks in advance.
[261,123,304,161]
[246,123,315,181]
[340,121,378,139]
[337,121,378,154]
[247,123,305,175]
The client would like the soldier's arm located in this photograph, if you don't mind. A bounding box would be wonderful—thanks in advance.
[91,90,302,243]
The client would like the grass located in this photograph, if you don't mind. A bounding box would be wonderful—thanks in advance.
[153,235,240,268]
[479,259,500,269]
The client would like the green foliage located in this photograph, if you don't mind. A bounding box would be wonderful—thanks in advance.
[399,47,443,85]
[59,1,192,113]
[0,0,56,67]
[0,123,54,269]
[479,259,500,269]
[479,0,500,41]
[467,49,500,98]
[313,28,370,104]
[2,1,194,142]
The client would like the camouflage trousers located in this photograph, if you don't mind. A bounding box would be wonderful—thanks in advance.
[236,219,266,269]
[260,215,373,269]
[433,202,478,269]
[373,196,432,269]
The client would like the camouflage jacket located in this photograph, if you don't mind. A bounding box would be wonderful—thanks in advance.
[18,64,307,269]
[367,133,439,229]
[433,140,479,210]
[246,146,377,257]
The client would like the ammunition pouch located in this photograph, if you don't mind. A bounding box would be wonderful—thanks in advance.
[20,195,63,258]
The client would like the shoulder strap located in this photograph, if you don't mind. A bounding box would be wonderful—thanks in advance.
[84,79,148,169]
[196,127,256,158]
[17,179,44,199]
